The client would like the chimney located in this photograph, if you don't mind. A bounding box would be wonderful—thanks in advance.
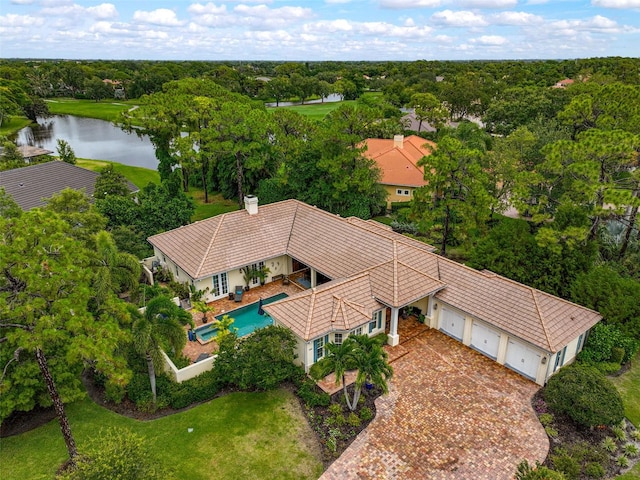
[244,195,258,215]
[393,135,404,149]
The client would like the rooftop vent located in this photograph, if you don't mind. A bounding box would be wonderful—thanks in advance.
[393,135,404,149]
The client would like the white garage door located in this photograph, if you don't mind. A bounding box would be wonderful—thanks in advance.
[440,308,465,340]
[505,339,541,380]
[471,321,501,359]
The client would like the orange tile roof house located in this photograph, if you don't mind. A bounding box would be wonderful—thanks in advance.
[362,134,435,209]
[148,196,601,386]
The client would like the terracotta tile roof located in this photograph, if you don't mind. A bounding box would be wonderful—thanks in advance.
[363,135,435,187]
[149,198,601,350]
[263,273,380,341]
[0,160,137,211]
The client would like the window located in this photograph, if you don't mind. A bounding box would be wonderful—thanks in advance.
[396,189,410,196]
[576,334,584,354]
[404,190,410,196]
[553,346,567,372]
[175,266,179,277]
[373,310,383,329]
[313,335,329,362]
[212,272,229,297]
[250,262,264,285]
[351,327,363,336]
[369,320,376,333]
[334,333,343,345]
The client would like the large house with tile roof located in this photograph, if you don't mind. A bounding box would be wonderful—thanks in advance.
[362,134,435,209]
[147,196,601,385]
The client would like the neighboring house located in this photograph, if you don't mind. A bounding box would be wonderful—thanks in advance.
[17,145,54,163]
[362,135,435,209]
[0,160,138,211]
[553,78,575,89]
[147,196,601,385]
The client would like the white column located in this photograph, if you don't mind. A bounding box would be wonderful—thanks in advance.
[388,307,400,346]
[310,268,317,288]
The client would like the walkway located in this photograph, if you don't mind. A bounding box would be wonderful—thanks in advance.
[321,328,549,480]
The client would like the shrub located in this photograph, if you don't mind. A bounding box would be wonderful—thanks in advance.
[297,379,330,407]
[328,403,343,416]
[583,462,605,479]
[550,448,581,480]
[543,364,624,428]
[57,427,175,480]
[545,426,559,438]
[611,425,627,442]
[514,460,567,480]
[601,437,617,453]
[631,430,640,441]
[578,323,638,364]
[390,220,419,235]
[610,347,625,365]
[167,370,221,409]
[347,412,361,427]
[616,455,629,468]
[593,362,621,375]
[360,406,374,422]
[539,413,554,427]
[623,443,639,457]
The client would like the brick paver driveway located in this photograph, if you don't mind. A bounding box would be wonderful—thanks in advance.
[321,329,549,480]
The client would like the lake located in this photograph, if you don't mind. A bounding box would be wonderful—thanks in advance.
[15,115,158,170]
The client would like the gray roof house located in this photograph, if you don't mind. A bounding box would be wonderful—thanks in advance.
[0,160,138,211]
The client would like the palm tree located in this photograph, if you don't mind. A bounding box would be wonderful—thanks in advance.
[93,230,141,309]
[311,334,393,411]
[132,296,189,403]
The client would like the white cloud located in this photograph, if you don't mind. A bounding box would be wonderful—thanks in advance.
[459,0,518,8]
[0,13,44,27]
[188,3,227,15]
[10,0,35,4]
[133,9,185,26]
[471,34,508,44]
[490,11,543,25]
[303,19,432,38]
[431,9,488,27]
[86,4,118,20]
[550,15,621,34]
[592,0,640,7]
[379,0,443,8]
[233,4,312,21]
[325,0,352,3]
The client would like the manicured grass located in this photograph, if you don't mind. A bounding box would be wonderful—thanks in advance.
[0,116,31,137]
[76,159,160,189]
[616,463,640,479]
[612,352,640,427]
[372,215,393,226]
[274,100,356,121]
[0,389,323,480]
[186,189,239,221]
[45,99,139,122]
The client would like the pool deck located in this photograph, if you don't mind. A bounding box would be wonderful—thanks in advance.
[183,280,305,362]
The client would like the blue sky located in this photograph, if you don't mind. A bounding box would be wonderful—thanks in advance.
[1,0,639,60]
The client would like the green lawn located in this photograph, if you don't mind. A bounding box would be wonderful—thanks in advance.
[186,189,239,221]
[0,116,31,137]
[612,353,640,479]
[273,100,357,121]
[45,99,139,122]
[0,390,323,480]
[612,352,640,428]
[76,159,160,190]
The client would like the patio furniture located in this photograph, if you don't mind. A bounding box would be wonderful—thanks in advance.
[234,285,244,302]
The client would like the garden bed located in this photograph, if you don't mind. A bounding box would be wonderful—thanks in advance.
[532,390,640,478]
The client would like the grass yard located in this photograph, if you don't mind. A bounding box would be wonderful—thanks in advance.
[45,99,139,122]
[186,189,239,221]
[0,389,323,480]
[0,116,31,137]
[76,159,160,189]
[612,353,640,479]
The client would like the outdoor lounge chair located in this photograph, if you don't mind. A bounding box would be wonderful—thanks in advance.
[234,285,244,302]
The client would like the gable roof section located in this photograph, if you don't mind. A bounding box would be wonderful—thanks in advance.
[148,200,298,279]
[363,135,435,188]
[149,198,601,351]
[0,160,137,211]
[263,273,380,341]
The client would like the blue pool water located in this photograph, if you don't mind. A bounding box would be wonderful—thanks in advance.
[195,293,288,343]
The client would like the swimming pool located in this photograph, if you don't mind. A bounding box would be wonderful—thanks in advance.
[195,292,288,343]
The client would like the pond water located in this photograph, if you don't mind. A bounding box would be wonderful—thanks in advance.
[15,115,158,170]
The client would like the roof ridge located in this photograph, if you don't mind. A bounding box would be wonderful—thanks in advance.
[304,288,317,340]
[195,214,225,278]
[393,241,398,306]
[397,259,444,285]
[530,287,553,351]
[285,201,300,252]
